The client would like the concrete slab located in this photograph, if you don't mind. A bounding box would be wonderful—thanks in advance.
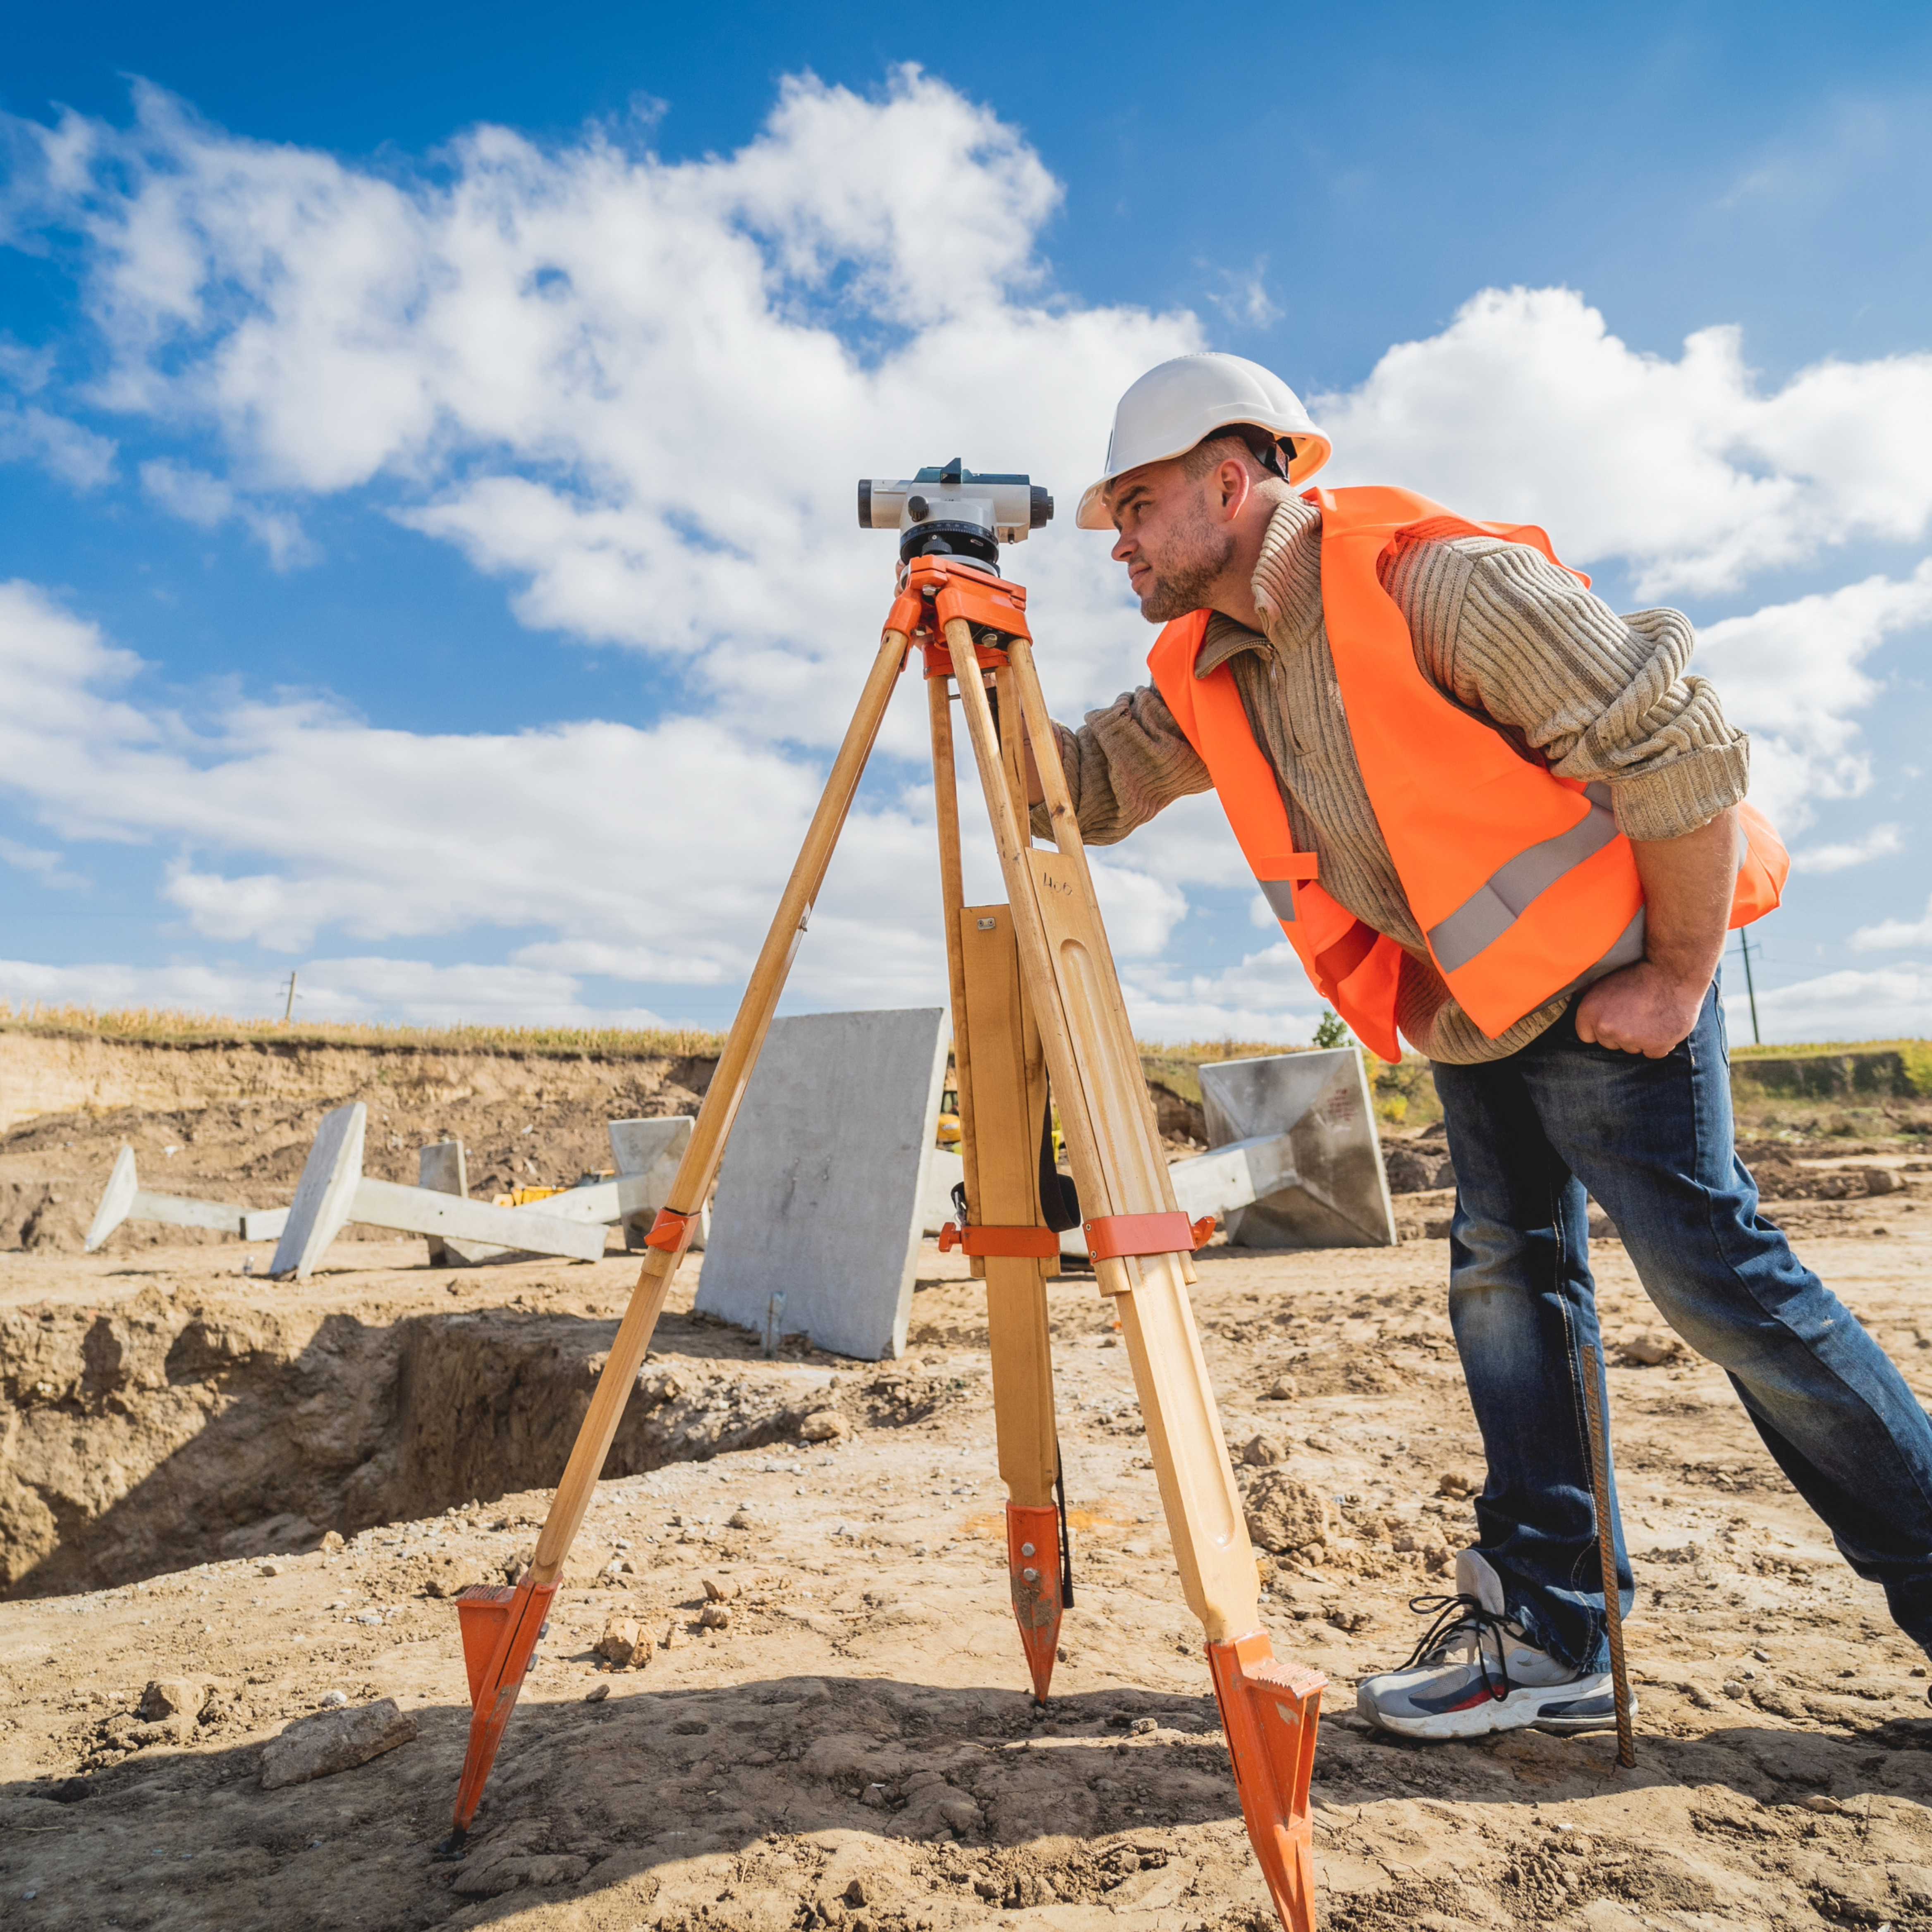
[85,1145,137,1251]
[696,1007,950,1361]
[270,1102,368,1280]
[85,1145,287,1250]
[1197,1047,1396,1248]
[418,1138,485,1265]
[346,1178,606,1260]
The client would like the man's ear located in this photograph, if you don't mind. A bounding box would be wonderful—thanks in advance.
[1215,457,1252,520]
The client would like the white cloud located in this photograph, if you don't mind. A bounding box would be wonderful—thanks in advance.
[1317,286,1932,598]
[139,457,313,564]
[1691,560,1932,829]
[0,574,1063,1031]
[1851,894,1932,953]
[0,835,88,890]
[0,954,671,1028]
[1727,966,1932,1044]
[0,399,115,487]
[8,72,1191,753]
[139,457,231,525]
[1117,940,1323,1046]
[1789,823,1904,875]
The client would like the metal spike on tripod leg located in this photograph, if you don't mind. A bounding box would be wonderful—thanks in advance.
[1005,1503,1064,1702]
[1581,1340,1636,1767]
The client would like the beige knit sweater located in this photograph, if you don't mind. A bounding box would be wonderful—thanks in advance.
[1045,494,1750,1063]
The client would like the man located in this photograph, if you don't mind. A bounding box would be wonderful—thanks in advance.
[1036,350,1932,1739]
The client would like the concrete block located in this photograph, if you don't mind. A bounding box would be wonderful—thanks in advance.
[418,1137,504,1265]
[1197,1047,1396,1248]
[607,1117,704,1251]
[346,1178,606,1261]
[419,1139,465,1265]
[696,1008,949,1360]
[85,1143,283,1251]
[85,1145,138,1251]
[270,1102,368,1280]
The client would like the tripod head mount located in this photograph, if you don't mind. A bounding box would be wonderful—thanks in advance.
[858,459,1052,575]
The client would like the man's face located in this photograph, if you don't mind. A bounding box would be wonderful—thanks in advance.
[1106,459,1237,622]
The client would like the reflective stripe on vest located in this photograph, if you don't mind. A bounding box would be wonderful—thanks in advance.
[1428,780,1627,973]
[1147,486,1789,1054]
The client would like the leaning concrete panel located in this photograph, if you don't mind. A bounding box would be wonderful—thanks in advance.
[1198,1046,1396,1248]
[270,1102,368,1280]
[85,1145,139,1251]
[697,1008,950,1361]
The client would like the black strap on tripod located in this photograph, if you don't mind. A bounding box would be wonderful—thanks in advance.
[1036,1078,1081,1231]
[1054,1444,1076,1609]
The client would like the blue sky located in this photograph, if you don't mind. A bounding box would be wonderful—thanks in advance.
[0,2,1928,1041]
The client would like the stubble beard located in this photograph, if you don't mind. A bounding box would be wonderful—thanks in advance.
[1135,497,1238,622]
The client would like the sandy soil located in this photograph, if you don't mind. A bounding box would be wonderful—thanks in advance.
[6,1178,1932,1932]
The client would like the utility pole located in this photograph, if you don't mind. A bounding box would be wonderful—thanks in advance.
[282,971,299,1026]
[1734,932,1760,1047]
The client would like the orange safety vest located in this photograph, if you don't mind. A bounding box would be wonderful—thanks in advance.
[1148,485,1789,1063]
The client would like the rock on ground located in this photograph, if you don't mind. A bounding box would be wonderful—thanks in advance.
[258,1696,418,1789]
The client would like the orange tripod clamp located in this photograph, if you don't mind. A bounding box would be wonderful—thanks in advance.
[1083,1211,1215,1260]
[937,1221,1061,1258]
[642,1207,701,1257]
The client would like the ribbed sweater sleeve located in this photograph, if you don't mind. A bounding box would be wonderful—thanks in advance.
[1379,532,1750,842]
[1032,686,1213,845]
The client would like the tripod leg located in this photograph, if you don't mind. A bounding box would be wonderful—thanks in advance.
[928,678,984,1280]
[931,673,1066,1700]
[949,620,1322,1932]
[960,904,1065,1699]
[443,629,910,1851]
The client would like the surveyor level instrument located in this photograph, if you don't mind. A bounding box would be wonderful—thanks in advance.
[441,464,1327,1932]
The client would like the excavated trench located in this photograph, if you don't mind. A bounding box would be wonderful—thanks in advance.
[0,1291,953,1600]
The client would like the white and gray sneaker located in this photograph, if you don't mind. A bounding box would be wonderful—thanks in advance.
[1355,1549,1635,1741]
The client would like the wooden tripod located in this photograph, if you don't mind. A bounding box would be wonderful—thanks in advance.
[442,552,1326,1932]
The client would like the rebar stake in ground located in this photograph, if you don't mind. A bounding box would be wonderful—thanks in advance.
[1582,1339,1636,1768]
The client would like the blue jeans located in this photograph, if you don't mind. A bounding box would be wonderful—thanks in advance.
[1431,982,1932,1671]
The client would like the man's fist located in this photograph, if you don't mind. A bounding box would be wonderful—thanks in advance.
[1573,961,1708,1059]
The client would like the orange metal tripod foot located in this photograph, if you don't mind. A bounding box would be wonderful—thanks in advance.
[1208,1629,1325,1932]
[1005,1503,1064,1702]
[439,1576,559,1855]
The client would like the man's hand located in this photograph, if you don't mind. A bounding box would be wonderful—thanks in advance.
[1573,959,1711,1057]
[1573,806,1738,1057]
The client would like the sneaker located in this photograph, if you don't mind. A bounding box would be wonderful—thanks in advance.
[1354,1549,1636,1741]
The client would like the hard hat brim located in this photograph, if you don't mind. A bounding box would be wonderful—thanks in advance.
[1075,431,1332,530]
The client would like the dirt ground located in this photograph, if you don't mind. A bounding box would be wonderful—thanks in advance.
[6,1168,1932,1932]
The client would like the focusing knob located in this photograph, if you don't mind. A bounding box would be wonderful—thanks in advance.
[907,494,929,521]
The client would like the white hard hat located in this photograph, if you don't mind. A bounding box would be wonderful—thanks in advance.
[1075,352,1331,529]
